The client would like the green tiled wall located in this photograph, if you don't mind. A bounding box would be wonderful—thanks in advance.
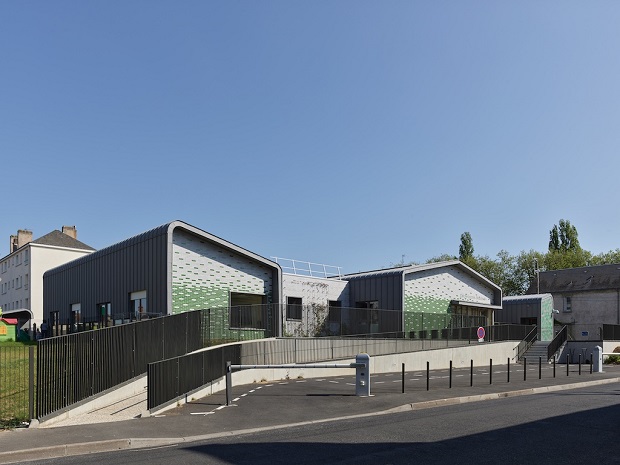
[171,230,274,339]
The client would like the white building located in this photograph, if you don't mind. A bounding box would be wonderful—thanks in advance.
[0,226,95,332]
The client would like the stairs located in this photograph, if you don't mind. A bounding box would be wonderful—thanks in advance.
[522,341,550,363]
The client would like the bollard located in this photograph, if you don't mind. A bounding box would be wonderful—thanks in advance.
[553,356,556,378]
[225,361,232,406]
[524,357,527,381]
[579,353,582,375]
[402,363,405,394]
[593,346,603,373]
[470,359,473,387]
[490,359,492,385]
[426,361,430,391]
[539,356,542,380]
[355,354,371,396]
[507,358,510,383]
[567,353,570,376]
[449,360,452,389]
[590,353,593,374]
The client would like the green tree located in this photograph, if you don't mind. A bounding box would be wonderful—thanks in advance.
[549,219,580,253]
[590,249,620,265]
[459,232,474,261]
[426,253,457,264]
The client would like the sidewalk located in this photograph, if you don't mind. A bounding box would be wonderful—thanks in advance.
[1,364,619,464]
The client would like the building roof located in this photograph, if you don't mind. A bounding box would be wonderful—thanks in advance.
[343,260,497,286]
[527,264,620,294]
[503,294,553,303]
[44,220,280,276]
[31,230,95,251]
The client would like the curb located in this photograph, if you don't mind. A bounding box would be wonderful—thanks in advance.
[3,376,620,464]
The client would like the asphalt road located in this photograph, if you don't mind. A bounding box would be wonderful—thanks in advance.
[25,382,620,465]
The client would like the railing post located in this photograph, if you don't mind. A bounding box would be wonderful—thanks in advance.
[29,346,35,421]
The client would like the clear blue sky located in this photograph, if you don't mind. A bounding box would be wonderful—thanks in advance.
[2,1,620,273]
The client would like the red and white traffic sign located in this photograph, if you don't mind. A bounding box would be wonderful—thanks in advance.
[477,326,485,341]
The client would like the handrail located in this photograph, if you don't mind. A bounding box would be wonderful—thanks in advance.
[514,326,538,361]
[547,325,567,361]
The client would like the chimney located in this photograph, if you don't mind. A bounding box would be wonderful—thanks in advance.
[62,225,77,240]
[10,229,33,253]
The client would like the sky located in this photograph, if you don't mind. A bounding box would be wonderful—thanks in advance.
[2,1,620,273]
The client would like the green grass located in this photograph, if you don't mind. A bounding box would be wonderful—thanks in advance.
[0,342,36,427]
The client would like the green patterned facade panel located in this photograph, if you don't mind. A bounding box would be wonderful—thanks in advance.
[540,295,554,341]
[171,230,275,338]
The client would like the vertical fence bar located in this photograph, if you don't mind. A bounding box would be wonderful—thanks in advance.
[29,346,35,420]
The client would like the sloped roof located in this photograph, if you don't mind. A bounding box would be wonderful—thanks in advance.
[31,230,95,251]
[527,264,620,294]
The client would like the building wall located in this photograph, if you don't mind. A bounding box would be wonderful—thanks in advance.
[552,290,620,341]
[1,245,92,327]
[404,266,494,313]
[44,230,169,326]
[171,229,276,312]
[281,274,348,336]
[500,294,554,341]
[403,266,495,335]
[30,245,93,326]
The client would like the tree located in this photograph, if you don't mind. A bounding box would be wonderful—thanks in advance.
[591,249,620,265]
[459,232,474,261]
[426,253,457,264]
[549,219,580,253]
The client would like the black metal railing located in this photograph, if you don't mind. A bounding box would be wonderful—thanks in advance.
[603,324,620,341]
[147,324,534,411]
[147,344,241,410]
[36,310,202,419]
[547,325,568,361]
[514,326,538,361]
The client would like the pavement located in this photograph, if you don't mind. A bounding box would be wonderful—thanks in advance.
[1,362,619,464]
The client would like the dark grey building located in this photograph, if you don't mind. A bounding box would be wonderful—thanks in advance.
[43,221,282,337]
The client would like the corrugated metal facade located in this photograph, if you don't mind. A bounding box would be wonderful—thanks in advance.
[345,271,403,310]
[43,225,169,325]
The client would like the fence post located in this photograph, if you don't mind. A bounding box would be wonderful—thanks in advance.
[29,346,35,420]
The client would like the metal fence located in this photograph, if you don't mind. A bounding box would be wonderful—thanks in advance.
[147,344,241,410]
[0,344,35,425]
[147,324,534,411]
[202,306,275,346]
[37,310,202,419]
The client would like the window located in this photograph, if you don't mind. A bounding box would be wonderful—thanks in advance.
[130,291,147,320]
[71,303,81,330]
[564,296,572,313]
[287,297,303,320]
[98,303,112,326]
[24,274,28,290]
[328,300,342,322]
[230,292,265,328]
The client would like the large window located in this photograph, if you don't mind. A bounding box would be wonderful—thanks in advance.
[230,292,265,328]
[98,302,112,326]
[130,291,147,320]
[286,297,303,320]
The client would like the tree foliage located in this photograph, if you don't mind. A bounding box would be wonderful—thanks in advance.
[459,232,474,261]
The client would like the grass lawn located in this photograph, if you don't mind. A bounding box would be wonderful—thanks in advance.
[0,341,36,427]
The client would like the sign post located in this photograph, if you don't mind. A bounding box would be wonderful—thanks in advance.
[477,326,485,343]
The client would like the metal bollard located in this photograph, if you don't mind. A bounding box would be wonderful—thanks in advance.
[225,361,232,406]
[579,353,582,375]
[567,354,570,376]
[490,359,492,385]
[524,357,527,381]
[402,363,405,394]
[426,361,430,391]
[470,359,473,387]
[553,356,556,378]
[449,360,452,389]
[507,358,510,383]
[590,353,593,374]
[539,356,542,380]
